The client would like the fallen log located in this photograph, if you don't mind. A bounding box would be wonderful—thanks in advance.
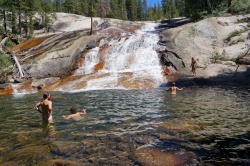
[1,44,25,78]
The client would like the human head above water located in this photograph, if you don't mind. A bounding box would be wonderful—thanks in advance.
[172,82,175,86]
[70,107,77,114]
[43,92,50,100]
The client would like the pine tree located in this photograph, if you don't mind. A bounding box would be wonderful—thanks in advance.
[11,5,17,34]
[80,0,88,16]
[54,0,62,12]
[117,0,127,20]
[0,0,8,32]
[147,6,154,21]
[22,0,39,36]
[142,0,147,20]
[110,0,118,18]
[63,0,73,13]
[131,0,137,20]
[156,2,163,20]
[137,0,143,20]
[28,13,34,35]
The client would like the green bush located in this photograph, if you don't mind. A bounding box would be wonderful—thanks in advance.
[230,0,250,14]
[224,29,246,43]
[4,39,16,48]
[247,23,250,28]
[210,51,227,63]
[0,26,4,34]
[190,11,206,22]
[0,53,12,70]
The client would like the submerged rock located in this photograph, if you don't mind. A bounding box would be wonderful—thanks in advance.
[3,146,51,165]
[133,147,201,166]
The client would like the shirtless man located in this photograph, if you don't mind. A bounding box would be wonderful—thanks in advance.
[168,82,183,95]
[63,107,87,121]
[36,93,53,123]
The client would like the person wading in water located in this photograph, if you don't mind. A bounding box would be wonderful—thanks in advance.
[35,93,53,124]
[167,82,183,95]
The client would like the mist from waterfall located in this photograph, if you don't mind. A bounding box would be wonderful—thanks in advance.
[75,23,165,90]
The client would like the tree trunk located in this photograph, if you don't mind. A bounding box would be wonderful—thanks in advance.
[228,0,232,8]
[90,0,93,35]
[12,53,24,78]
[3,9,7,32]
[228,0,232,12]
[206,0,212,14]
[0,37,9,46]
[18,0,22,35]
[25,11,28,37]
[1,44,24,78]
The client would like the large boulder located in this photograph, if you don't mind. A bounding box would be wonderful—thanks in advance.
[26,35,99,79]
[158,14,250,83]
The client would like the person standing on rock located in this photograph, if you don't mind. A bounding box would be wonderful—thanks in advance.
[190,57,197,76]
[167,82,183,95]
[35,92,53,124]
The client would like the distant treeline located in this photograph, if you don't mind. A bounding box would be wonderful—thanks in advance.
[0,0,249,35]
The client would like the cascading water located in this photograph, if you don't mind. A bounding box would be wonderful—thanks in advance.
[76,47,100,75]
[74,23,165,90]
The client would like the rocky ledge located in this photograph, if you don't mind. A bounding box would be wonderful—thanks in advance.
[157,14,250,86]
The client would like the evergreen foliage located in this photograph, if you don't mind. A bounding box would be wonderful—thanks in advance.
[0,0,249,36]
[0,53,12,70]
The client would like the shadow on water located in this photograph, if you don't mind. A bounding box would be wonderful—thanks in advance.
[193,67,250,86]
[0,87,249,165]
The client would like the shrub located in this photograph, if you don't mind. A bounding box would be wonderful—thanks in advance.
[224,29,246,43]
[247,23,250,28]
[230,0,250,14]
[0,26,4,34]
[4,39,16,48]
[0,53,12,70]
[210,51,227,63]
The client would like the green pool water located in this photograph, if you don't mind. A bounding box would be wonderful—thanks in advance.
[0,86,249,165]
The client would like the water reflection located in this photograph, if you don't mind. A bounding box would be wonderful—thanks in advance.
[0,86,249,165]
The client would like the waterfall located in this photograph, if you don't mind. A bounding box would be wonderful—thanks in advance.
[73,23,165,90]
[76,47,100,75]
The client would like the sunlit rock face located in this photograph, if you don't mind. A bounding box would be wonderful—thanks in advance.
[7,22,165,94]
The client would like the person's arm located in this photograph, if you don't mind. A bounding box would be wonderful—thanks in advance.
[35,102,42,114]
[78,109,87,115]
[177,87,183,90]
[36,102,41,110]
[48,101,52,115]
[62,115,71,120]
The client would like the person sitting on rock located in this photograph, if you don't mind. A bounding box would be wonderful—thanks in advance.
[162,65,170,75]
[62,107,87,121]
